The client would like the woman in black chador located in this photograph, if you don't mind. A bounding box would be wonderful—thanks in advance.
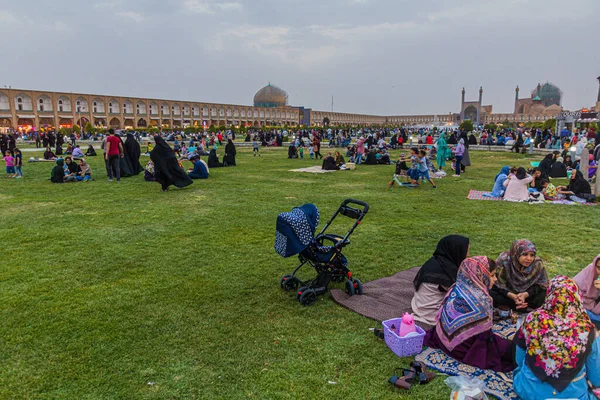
[223,139,237,166]
[149,135,193,192]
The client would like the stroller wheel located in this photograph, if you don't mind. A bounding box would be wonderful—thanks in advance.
[345,280,355,296]
[354,278,363,295]
[296,286,309,302]
[280,274,298,291]
[299,289,317,306]
[282,276,299,292]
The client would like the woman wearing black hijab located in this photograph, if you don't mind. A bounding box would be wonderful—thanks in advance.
[124,133,144,175]
[538,153,553,178]
[223,139,237,166]
[208,149,223,168]
[85,144,97,156]
[558,170,592,200]
[412,235,470,326]
[149,135,193,192]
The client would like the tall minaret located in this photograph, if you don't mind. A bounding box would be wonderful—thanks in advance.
[514,86,520,113]
[476,86,483,125]
[461,87,465,121]
[597,76,600,102]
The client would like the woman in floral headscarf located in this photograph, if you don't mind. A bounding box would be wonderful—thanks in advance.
[490,239,548,311]
[424,256,516,372]
[513,276,600,400]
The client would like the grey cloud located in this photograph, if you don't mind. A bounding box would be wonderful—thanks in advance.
[1,0,599,115]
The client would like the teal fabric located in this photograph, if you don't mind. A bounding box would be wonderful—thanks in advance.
[436,133,451,169]
[513,338,600,400]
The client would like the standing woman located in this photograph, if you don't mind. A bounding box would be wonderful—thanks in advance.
[435,132,451,171]
[150,135,193,192]
[573,254,600,328]
[423,256,516,372]
[490,239,548,310]
[460,132,471,173]
[513,276,600,400]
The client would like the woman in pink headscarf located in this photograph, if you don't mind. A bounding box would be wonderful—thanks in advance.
[573,254,600,328]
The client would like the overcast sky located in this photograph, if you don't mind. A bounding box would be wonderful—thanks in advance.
[1,0,599,115]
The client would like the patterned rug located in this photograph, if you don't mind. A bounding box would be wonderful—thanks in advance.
[416,320,518,400]
[467,189,597,206]
[467,189,503,201]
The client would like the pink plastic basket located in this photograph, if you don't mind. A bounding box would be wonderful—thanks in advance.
[383,318,426,357]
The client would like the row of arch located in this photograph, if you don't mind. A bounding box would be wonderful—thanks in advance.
[0,92,298,121]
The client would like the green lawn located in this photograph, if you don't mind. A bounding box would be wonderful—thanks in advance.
[0,147,598,399]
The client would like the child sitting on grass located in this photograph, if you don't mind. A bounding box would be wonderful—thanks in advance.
[541,179,557,200]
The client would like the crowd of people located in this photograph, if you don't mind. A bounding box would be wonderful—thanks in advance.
[411,236,600,399]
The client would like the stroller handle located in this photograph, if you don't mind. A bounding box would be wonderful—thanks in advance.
[342,198,369,214]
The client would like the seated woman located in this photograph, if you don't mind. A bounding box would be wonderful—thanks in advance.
[574,254,600,328]
[76,159,92,181]
[490,239,547,311]
[503,167,533,202]
[557,170,592,201]
[334,151,345,167]
[223,139,237,166]
[188,156,209,179]
[50,159,64,183]
[363,149,378,165]
[377,150,391,165]
[549,156,567,178]
[483,165,510,197]
[513,276,599,400]
[65,144,73,155]
[529,169,544,193]
[321,153,338,171]
[72,145,85,158]
[44,146,57,160]
[424,256,516,372]
[207,149,222,168]
[412,235,470,326]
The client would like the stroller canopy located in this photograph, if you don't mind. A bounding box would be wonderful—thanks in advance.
[274,204,320,258]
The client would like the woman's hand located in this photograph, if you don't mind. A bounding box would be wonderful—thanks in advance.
[594,280,600,290]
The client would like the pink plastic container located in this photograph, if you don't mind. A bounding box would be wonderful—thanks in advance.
[383,318,426,357]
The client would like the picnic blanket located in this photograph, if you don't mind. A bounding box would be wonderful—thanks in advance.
[467,189,597,206]
[330,267,433,329]
[416,320,518,400]
[289,166,336,174]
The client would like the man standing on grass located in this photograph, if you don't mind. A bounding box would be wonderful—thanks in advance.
[105,129,123,182]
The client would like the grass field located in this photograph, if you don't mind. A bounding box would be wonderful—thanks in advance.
[0,146,598,399]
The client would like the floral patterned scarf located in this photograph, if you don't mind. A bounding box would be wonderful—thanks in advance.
[436,256,494,351]
[495,239,548,293]
[515,276,595,392]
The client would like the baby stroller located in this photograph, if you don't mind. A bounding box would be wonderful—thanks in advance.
[275,199,369,306]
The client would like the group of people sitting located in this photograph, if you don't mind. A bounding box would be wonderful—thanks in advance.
[321,151,346,171]
[43,144,97,161]
[485,162,593,203]
[411,236,600,399]
[50,157,93,183]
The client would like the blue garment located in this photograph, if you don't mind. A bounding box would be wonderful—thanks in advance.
[587,310,600,329]
[274,204,319,258]
[514,338,600,400]
[188,160,208,179]
[484,173,508,197]
[494,166,510,182]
